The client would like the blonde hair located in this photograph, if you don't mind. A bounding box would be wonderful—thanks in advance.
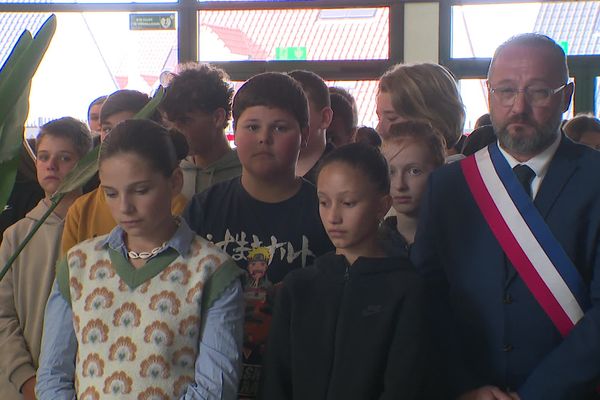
[248,247,271,261]
[563,113,600,142]
[378,63,465,148]
[385,121,446,168]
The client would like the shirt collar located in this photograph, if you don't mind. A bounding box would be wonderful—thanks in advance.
[100,217,195,258]
[497,133,561,179]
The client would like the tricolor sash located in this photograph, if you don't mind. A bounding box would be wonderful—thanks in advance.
[460,142,588,337]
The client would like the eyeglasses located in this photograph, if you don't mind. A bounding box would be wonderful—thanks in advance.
[489,84,567,106]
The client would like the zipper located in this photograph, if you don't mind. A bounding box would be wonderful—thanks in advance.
[325,262,350,399]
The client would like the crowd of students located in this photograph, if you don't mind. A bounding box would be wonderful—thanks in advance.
[1,32,600,400]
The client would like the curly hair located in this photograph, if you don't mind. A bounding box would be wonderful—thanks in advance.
[161,62,234,124]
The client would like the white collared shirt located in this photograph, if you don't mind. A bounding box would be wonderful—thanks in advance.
[497,134,561,198]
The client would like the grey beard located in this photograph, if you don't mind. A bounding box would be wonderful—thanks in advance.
[495,120,560,156]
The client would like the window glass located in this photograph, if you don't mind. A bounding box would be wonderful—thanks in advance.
[458,79,489,133]
[198,8,389,61]
[326,80,378,128]
[452,1,600,58]
[0,12,177,135]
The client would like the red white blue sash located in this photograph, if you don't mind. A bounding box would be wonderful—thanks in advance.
[460,142,588,337]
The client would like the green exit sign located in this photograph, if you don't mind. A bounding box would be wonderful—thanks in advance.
[129,13,176,30]
[559,40,569,55]
[275,47,307,61]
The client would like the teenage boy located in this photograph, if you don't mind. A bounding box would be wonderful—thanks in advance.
[184,72,333,399]
[288,70,333,183]
[161,62,242,198]
[0,117,92,400]
[61,89,188,254]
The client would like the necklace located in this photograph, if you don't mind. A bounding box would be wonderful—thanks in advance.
[126,217,179,260]
[128,242,167,260]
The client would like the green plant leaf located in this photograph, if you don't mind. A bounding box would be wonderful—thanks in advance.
[0,155,20,218]
[51,146,99,198]
[0,33,32,163]
[0,15,57,280]
[0,30,33,94]
[0,86,31,163]
[0,14,56,134]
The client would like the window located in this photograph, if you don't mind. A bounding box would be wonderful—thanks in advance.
[198,8,388,62]
[451,1,600,58]
[0,11,177,129]
[458,79,488,133]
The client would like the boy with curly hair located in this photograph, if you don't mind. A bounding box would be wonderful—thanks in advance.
[161,62,242,198]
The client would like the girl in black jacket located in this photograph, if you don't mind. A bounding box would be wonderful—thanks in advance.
[263,143,430,400]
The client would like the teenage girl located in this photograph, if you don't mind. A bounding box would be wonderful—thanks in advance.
[36,119,244,400]
[379,121,446,256]
[61,89,188,255]
[263,143,429,400]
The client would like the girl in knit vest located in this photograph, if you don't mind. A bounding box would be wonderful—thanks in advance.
[263,143,430,400]
[37,119,244,400]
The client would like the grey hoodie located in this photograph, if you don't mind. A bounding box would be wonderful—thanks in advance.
[180,149,242,198]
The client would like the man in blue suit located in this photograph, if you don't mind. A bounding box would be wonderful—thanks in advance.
[412,34,600,400]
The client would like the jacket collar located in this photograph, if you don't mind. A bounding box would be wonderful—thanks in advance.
[533,135,581,218]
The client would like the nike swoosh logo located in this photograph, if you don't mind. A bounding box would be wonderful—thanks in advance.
[362,305,383,317]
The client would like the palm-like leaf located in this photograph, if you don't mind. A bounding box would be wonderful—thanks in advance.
[0,15,56,281]
[0,32,33,163]
[0,15,56,215]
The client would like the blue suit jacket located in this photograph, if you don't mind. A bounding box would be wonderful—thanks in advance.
[412,136,600,400]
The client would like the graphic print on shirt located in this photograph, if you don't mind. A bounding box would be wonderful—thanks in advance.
[242,246,273,398]
[204,231,314,399]
[206,229,315,274]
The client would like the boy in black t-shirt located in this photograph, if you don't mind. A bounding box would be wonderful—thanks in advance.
[183,72,333,399]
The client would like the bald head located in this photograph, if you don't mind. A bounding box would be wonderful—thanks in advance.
[488,33,569,83]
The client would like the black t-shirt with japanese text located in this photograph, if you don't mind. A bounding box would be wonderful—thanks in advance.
[183,176,333,398]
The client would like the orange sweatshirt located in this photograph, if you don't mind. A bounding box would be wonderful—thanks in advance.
[61,188,187,254]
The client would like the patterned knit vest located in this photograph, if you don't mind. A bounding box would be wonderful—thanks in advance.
[66,235,228,400]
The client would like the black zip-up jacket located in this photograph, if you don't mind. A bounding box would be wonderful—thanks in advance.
[262,252,430,400]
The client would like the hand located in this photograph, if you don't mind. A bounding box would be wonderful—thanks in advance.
[458,386,514,400]
[21,376,36,400]
[508,393,521,400]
